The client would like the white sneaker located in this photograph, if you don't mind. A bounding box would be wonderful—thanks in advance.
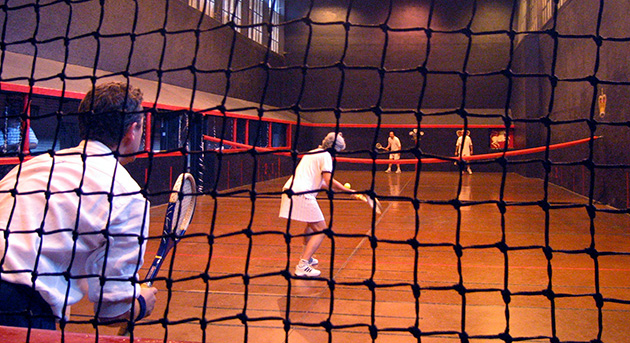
[396,169,401,173]
[308,257,319,266]
[295,260,321,277]
[385,169,391,173]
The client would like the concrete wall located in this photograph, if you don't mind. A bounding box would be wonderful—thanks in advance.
[282,0,515,125]
[511,0,630,208]
[2,0,629,207]
[0,0,286,107]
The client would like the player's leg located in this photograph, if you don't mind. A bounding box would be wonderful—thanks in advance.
[302,225,318,266]
[394,153,401,173]
[464,153,472,174]
[296,220,326,277]
[386,155,393,172]
[303,225,311,245]
[300,221,325,260]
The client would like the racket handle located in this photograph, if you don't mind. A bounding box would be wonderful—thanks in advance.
[144,256,164,284]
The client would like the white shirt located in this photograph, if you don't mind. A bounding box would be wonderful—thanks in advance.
[387,136,401,152]
[456,135,473,156]
[283,148,333,199]
[0,140,150,319]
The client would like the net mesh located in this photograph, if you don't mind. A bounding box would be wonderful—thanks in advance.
[0,0,629,342]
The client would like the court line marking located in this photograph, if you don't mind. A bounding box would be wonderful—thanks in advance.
[163,252,630,273]
[330,175,416,279]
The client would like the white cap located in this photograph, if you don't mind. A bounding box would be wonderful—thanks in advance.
[321,132,346,151]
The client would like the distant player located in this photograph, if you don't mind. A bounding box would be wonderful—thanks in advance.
[409,128,424,145]
[409,128,424,157]
[279,132,353,277]
[455,129,473,174]
[385,131,402,173]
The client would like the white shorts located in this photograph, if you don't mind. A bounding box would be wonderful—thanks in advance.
[389,152,400,160]
[279,193,325,223]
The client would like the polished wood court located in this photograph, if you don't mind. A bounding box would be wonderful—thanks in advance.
[65,171,630,343]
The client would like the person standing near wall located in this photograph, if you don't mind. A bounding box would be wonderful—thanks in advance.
[455,129,473,174]
[385,131,402,173]
[1,94,38,153]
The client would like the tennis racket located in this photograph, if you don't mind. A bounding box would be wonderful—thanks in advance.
[344,183,383,214]
[352,193,383,215]
[375,142,387,150]
[118,173,196,335]
[145,172,197,286]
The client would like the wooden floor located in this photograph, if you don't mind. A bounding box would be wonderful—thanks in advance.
[65,171,630,343]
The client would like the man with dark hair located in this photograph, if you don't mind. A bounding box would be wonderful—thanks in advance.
[77,82,145,153]
[0,82,157,330]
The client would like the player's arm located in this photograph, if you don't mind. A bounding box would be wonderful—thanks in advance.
[322,171,354,193]
[87,197,158,324]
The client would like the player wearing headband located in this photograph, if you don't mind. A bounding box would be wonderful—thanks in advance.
[279,132,352,277]
[0,82,158,329]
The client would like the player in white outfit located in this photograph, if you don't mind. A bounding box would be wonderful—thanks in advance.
[279,132,353,277]
[0,82,158,329]
[385,131,402,173]
[455,129,473,174]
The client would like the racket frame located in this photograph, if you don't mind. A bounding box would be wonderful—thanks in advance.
[352,193,383,215]
[144,172,196,286]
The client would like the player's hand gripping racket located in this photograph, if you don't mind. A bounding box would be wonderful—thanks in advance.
[344,183,383,215]
[375,142,388,151]
[118,173,196,335]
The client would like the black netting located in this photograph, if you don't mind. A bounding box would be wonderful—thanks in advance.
[0,1,629,343]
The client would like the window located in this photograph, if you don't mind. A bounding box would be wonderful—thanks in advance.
[235,118,247,144]
[519,0,570,32]
[204,114,288,149]
[222,0,242,32]
[0,92,82,154]
[187,0,283,53]
[248,120,269,147]
[188,0,215,17]
[271,122,286,147]
[248,0,264,44]
[204,114,234,150]
[152,110,191,152]
[247,0,282,52]
[269,0,281,52]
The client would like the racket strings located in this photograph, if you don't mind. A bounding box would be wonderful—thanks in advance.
[172,178,196,236]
